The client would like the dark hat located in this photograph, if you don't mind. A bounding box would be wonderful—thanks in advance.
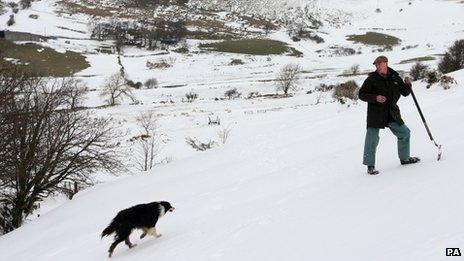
[373,55,388,64]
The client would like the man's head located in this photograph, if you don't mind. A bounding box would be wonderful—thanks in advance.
[373,55,388,75]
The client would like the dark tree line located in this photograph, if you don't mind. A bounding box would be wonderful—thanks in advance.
[118,0,188,8]
[0,62,123,234]
[91,19,187,50]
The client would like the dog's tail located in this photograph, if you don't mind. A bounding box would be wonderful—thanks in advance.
[101,222,116,238]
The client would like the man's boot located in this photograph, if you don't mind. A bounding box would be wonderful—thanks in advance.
[400,157,421,165]
[367,166,379,175]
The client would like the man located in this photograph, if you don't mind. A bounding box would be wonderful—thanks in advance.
[359,55,420,175]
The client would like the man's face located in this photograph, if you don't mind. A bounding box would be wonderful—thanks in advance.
[375,61,388,74]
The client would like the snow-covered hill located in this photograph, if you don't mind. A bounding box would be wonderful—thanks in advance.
[1,0,464,260]
[1,69,463,260]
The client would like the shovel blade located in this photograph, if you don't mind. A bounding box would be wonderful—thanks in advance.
[435,143,443,161]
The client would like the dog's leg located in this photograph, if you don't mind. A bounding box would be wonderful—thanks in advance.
[124,236,137,249]
[140,228,148,239]
[145,227,161,238]
[153,228,162,238]
[108,237,124,258]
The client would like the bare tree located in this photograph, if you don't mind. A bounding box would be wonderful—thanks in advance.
[344,64,360,75]
[0,66,123,232]
[100,73,135,106]
[275,64,301,96]
[61,78,88,110]
[131,111,164,171]
[217,125,232,144]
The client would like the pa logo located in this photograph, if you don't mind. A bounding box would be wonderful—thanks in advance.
[446,248,462,256]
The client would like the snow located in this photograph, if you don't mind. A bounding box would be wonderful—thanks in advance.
[1,0,464,260]
[1,70,464,260]
[0,0,91,38]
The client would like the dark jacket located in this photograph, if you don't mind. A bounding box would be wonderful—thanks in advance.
[359,67,411,128]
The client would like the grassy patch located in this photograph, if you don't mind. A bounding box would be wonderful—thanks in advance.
[229,58,245,65]
[0,40,89,77]
[96,46,114,54]
[199,39,303,56]
[56,0,114,17]
[172,46,189,54]
[146,59,172,69]
[187,31,237,40]
[398,56,436,64]
[346,32,401,46]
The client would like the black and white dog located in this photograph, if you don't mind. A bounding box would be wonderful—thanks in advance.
[101,201,175,258]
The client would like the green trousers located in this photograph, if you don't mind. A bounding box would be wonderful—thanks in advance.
[363,122,410,166]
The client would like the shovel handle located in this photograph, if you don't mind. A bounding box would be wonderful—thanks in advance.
[410,88,435,141]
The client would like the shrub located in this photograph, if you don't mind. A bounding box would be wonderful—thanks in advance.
[229,59,244,65]
[19,0,31,9]
[126,80,142,89]
[172,42,189,53]
[185,91,198,102]
[401,44,418,50]
[185,137,216,151]
[330,46,356,56]
[7,1,17,8]
[410,62,429,81]
[208,116,220,126]
[439,75,457,90]
[224,88,241,99]
[217,126,232,144]
[6,14,14,26]
[307,83,335,94]
[308,33,325,44]
[291,36,301,42]
[247,91,260,99]
[438,40,464,74]
[424,69,440,89]
[316,83,335,92]
[144,78,158,89]
[333,80,359,103]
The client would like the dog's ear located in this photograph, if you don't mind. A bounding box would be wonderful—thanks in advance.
[160,201,174,211]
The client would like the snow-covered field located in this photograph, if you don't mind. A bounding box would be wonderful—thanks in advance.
[1,0,464,260]
[1,70,463,260]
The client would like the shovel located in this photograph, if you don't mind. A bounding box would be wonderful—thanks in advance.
[410,88,443,161]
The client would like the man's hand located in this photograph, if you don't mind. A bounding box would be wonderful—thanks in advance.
[404,76,412,85]
[376,95,387,103]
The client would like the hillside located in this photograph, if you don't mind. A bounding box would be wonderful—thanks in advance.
[1,0,464,260]
[1,68,463,260]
